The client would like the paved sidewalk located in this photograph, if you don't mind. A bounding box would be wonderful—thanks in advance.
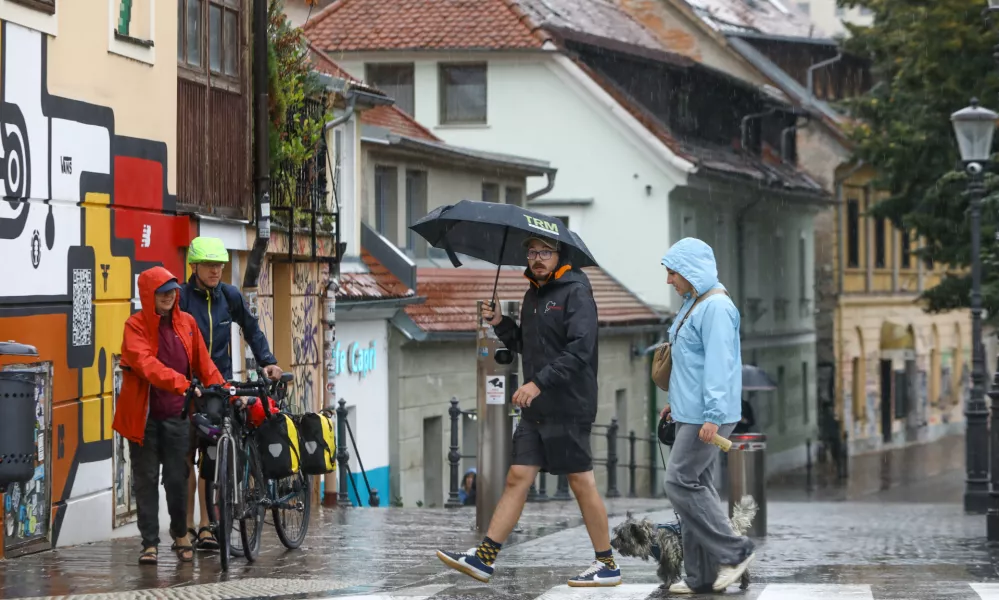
[0,497,671,599]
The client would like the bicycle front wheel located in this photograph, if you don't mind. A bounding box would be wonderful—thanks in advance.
[272,471,311,549]
[240,439,265,561]
[216,437,234,571]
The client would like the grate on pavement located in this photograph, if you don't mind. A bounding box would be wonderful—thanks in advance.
[15,577,353,600]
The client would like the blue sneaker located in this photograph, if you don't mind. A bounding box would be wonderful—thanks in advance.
[436,548,494,583]
[567,560,622,587]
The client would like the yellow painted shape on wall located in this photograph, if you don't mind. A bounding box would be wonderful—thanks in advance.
[104,393,113,440]
[81,396,105,444]
[81,301,132,400]
[83,193,133,302]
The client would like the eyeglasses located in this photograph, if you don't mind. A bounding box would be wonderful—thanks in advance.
[527,250,554,261]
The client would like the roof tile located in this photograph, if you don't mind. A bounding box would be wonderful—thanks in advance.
[360,106,441,142]
[405,267,662,332]
[304,0,551,52]
[338,250,416,301]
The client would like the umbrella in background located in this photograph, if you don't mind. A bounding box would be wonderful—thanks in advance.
[743,364,778,391]
[409,200,599,300]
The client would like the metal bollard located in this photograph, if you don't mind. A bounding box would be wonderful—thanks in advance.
[527,481,539,502]
[536,472,549,502]
[805,438,813,490]
[606,417,620,498]
[554,474,571,500]
[336,399,352,506]
[445,397,463,508]
[628,430,637,498]
[649,433,658,498]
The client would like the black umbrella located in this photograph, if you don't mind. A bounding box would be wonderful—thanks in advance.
[743,365,778,391]
[409,200,599,300]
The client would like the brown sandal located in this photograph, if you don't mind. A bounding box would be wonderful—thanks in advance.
[139,547,158,565]
[171,541,194,563]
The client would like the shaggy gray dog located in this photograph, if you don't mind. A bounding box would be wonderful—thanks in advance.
[610,495,758,590]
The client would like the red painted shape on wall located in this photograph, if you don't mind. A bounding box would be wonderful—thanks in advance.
[112,208,188,278]
[113,156,163,211]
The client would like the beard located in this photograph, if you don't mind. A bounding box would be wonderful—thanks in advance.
[531,262,550,280]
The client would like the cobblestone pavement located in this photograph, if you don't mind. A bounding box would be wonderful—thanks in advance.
[0,497,668,599]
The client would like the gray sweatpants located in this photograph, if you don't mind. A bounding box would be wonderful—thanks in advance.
[665,422,755,590]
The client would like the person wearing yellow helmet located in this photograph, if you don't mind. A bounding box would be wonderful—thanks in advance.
[179,236,282,551]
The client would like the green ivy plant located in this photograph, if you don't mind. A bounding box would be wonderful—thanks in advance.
[267,0,336,232]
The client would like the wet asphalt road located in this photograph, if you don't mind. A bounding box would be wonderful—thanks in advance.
[3,434,997,599]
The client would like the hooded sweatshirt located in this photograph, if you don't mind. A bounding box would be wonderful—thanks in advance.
[660,238,742,426]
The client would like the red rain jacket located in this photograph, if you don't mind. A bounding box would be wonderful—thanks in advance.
[112,266,225,444]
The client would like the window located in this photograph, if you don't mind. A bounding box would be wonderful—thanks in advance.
[874,216,886,268]
[552,215,570,229]
[375,166,399,244]
[439,63,487,125]
[481,183,499,203]
[802,361,809,424]
[900,229,911,269]
[366,64,415,117]
[835,5,845,16]
[505,186,523,206]
[796,1,810,15]
[116,0,153,44]
[178,0,240,78]
[846,199,860,268]
[777,366,786,433]
[798,235,807,300]
[7,0,55,14]
[406,170,428,257]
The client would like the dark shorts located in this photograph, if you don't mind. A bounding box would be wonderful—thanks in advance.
[511,419,593,476]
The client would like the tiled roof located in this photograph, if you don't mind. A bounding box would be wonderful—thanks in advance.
[573,58,823,193]
[338,250,416,301]
[516,0,666,52]
[360,106,441,142]
[307,40,388,97]
[405,266,662,332]
[682,0,826,40]
[304,0,552,52]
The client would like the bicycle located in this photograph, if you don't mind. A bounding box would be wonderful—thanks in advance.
[183,377,264,570]
[237,370,311,554]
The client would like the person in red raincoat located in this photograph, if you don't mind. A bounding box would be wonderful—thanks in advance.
[112,266,225,566]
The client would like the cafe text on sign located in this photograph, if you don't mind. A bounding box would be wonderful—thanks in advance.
[332,340,377,379]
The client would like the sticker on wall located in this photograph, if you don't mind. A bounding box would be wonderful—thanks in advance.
[485,376,506,405]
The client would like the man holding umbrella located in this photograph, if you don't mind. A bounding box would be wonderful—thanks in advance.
[435,235,620,587]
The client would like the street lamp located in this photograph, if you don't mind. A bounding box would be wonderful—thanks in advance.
[952,98,997,519]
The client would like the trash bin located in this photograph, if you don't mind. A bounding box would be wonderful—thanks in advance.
[727,433,766,538]
[0,370,37,487]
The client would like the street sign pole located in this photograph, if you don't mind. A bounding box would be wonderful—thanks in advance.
[476,300,518,533]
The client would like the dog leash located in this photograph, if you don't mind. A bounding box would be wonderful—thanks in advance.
[657,440,682,523]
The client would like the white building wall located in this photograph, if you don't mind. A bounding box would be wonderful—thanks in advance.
[337,51,688,310]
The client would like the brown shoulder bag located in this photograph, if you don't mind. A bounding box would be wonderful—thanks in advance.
[651,289,727,392]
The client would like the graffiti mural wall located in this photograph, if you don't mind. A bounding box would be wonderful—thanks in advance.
[0,15,182,553]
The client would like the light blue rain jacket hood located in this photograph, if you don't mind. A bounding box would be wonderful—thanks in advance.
[661,238,742,426]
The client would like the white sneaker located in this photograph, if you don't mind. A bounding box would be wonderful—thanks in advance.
[667,581,694,594]
[712,552,755,591]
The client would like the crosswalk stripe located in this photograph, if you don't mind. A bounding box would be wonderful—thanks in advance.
[319,584,454,600]
[535,584,660,600]
[756,584,874,600]
[971,583,999,599]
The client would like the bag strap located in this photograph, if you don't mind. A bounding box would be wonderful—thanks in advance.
[672,288,728,342]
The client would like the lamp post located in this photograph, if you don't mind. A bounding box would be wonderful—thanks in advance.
[952,99,998,516]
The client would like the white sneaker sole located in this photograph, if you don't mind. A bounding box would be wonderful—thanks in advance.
[713,553,755,591]
[567,576,622,588]
[436,550,492,583]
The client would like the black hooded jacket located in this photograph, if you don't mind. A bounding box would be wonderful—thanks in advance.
[493,265,598,424]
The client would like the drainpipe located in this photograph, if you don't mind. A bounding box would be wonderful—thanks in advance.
[527,170,557,201]
[806,53,843,107]
[740,108,778,154]
[320,92,356,506]
[242,0,271,289]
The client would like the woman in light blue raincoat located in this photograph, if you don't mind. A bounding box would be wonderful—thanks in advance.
[658,237,756,594]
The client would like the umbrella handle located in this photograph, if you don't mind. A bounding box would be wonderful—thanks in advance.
[490,227,509,308]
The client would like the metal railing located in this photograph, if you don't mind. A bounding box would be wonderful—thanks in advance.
[334,398,380,507]
[444,398,662,504]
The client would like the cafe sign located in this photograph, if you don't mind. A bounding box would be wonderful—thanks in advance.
[332,340,377,379]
